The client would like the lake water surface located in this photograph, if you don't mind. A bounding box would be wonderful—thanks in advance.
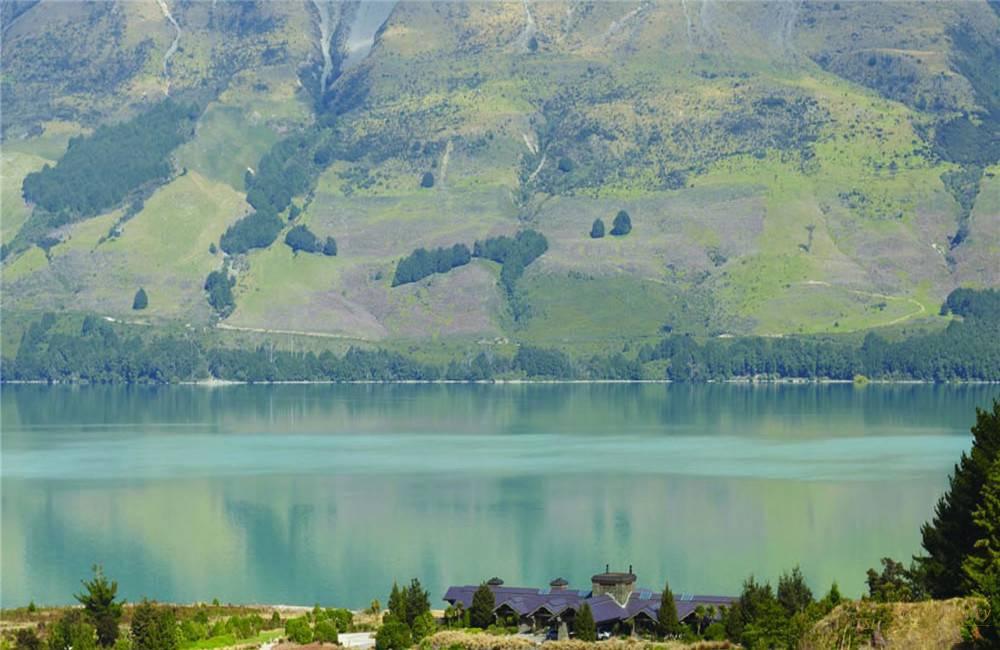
[2,384,996,609]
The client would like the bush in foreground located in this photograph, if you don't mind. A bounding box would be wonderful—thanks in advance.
[418,631,736,650]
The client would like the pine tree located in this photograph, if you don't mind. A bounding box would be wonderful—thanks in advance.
[777,566,814,615]
[964,458,1000,588]
[323,237,337,256]
[610,210,632,236]
[916,400,1000,596]
[657,580,681,638]
[131,600,177,650]
[75,565,124,647]
[825,582,842,606]
[132,288,148,311]
[405,578,430,628]
[574,603,596,642]
[386,582,406,624]
[590,219,605,239]
[469,583,495,629]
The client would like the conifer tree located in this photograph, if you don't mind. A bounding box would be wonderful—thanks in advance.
[964,458,1000,588]
[469,583,495,629]
[917,400,1000,596]
[132,288,148,311]
[75,565,124,647]
[657,580,681,638]
[386,582,406,624]
[131,600,177,650]
[574,603,596,642]
[611,210,632,236]
[405,578,430,628]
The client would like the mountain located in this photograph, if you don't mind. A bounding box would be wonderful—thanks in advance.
[2,0,998,355]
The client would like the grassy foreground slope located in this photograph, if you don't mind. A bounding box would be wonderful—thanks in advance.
[801,597,984,649]
[1,0,998,351]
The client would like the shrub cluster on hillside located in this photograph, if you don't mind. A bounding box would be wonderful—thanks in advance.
[392,245,471,287]
[284,225,336,256]
[21,100,197,221]
[204,271,236,317]
[219,210,284,255]
[221,127,345,256]
[473,230,549,321]
[610,210,632,236]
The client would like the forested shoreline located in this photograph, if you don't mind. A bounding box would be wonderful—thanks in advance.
[2,290,998,385]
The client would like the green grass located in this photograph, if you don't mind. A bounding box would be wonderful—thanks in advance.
[2,172,247,321]
[1,151,51,245]
[1,121,88,160]
[515,273,712,350]
[180,629,282,650]
[175,104,282,191]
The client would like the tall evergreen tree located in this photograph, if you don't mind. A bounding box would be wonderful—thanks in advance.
[657,581,681,638]
[74,565,124,647]
[916,400,1000,597]
[405,578,430,628]
[130,601,177,650]
[964,458,1000,588]
[574,603,597,642]
[777,566,814,615]
[386,582,407,624]
[132,288,148,311]
[469,583,495,629]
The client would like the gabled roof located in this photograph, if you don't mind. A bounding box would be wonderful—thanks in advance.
[443,584,736,626]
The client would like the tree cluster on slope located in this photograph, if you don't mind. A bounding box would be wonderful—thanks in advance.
[21,100,196,221]
[204,270,236,317]
[391,244,471,287]
[376,580,433,650]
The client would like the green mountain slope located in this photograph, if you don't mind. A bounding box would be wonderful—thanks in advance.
[2,0,998,353]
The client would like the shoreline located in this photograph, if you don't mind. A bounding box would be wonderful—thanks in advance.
[3,378,999,386]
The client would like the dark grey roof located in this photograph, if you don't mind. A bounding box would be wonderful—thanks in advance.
[443,584,735,625]
[549,577,569,587]
[487,577,504,586]
[591,572,637,586]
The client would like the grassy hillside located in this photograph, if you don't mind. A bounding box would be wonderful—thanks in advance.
[801,597,985,649]
[2,0,998,353]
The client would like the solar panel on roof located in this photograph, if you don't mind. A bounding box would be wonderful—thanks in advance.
[537,587,550,595]
[578,590,589,597]
[681,594,693,601]
[638,589,652,600]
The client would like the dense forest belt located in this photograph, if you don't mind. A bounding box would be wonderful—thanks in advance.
[2,290,998,384]
[4,99,198,259]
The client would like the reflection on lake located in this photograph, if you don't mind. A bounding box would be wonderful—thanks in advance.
[2,383,995,608]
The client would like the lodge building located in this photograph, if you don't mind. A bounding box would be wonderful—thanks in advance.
[443,567,734,634]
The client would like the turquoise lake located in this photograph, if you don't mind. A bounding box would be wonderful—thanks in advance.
[2,384,996,609]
